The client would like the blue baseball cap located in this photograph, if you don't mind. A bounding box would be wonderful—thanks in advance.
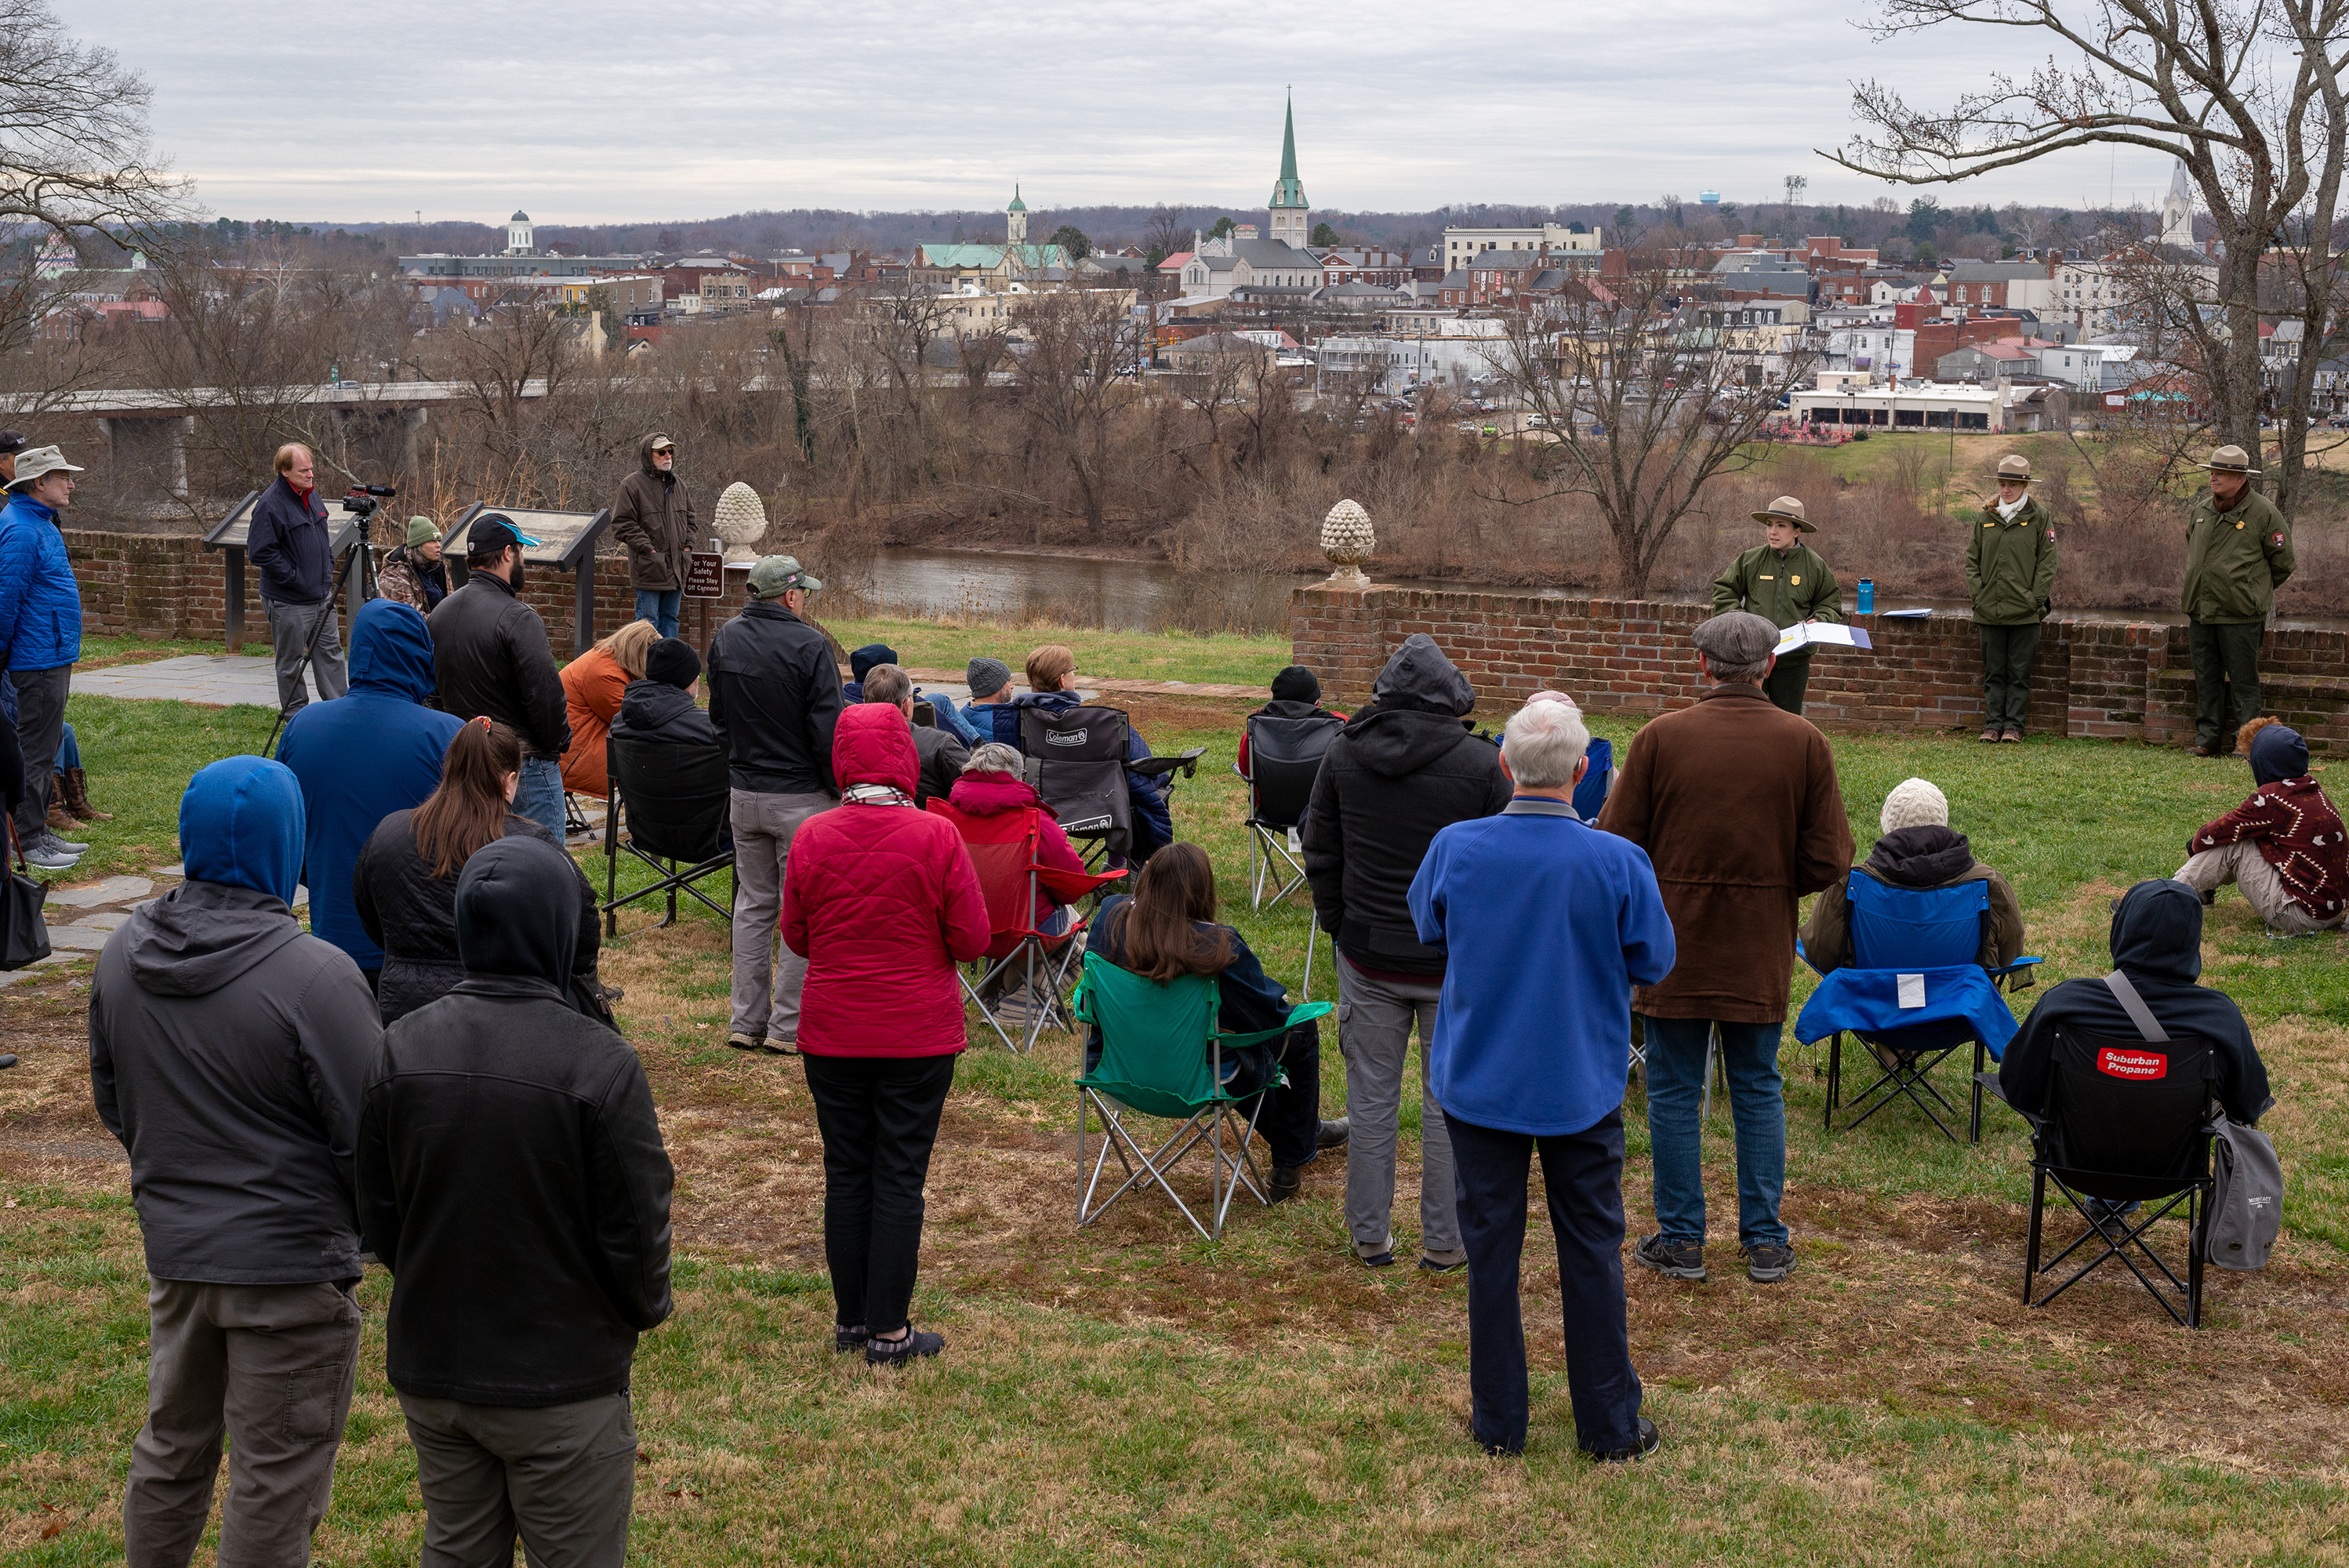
[466,513,542,555]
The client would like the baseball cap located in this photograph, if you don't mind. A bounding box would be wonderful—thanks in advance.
[466,514,542,555]
[0,430,27,457]
[747,554,822,597]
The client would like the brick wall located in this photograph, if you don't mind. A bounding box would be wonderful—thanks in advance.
[1293,585,2349,754]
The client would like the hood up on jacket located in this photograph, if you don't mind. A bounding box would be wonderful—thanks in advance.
[832,702,919,793]
[2110,877,2203,985]
[637,432,673,480]
[1371,633,1476,717]
[347,597,437,702]
[1340,633,1481,780]
[947,767,1044,817]
[455,836,579,989]
[1866,824,1976,887]
[180,756,303,906]
[2249,721,2310,786]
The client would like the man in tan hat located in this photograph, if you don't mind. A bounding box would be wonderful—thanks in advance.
[2183,445,2294,756]
[2,444,88,865]
[1712,496,1842,716]
[1965,455,2058,742]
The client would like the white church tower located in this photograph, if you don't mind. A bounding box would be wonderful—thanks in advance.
[1267,94,1309,249]
[1006,185,1028,246]
[506,210,535,256]
[2160,162,2195,249]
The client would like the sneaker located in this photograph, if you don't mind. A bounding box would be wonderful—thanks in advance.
[865,1327,945,1367]
[1316,1116,1352,1150]
[1357,1236,1397,1269]
[1741,1240,1797,1283]
[833,1323,872,1354]
[727,1033,764,1053]
[34,829,89,855]
[1585,1416,1662,1464]
[764,1036,800,1056]
[1999,730,2024,744]
[1978,728,2000,743]
[26,843,82,871]
[1418,1254,1467,1275]
[1633,1233,1707,1282]
[1269,1165,1303,1203]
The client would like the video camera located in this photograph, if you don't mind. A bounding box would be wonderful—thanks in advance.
[342,484,398,524]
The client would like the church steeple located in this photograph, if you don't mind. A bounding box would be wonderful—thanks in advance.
[1267,93,1309,249]
[1006,183,1028,246]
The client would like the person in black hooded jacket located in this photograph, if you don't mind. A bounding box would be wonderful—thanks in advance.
[1301,632,1511,1271]
[2000,878,2273,1126]
[358,834,673,1568]
[610,636,722,751]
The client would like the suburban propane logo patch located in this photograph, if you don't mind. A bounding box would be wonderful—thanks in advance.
[2097,1048,2168,1080]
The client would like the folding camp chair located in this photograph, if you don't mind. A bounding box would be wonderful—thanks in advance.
[603,732,736,934]
[1793,874,2041,1143]
[2017,1027,2219,1328]
[1570,735,1613,823]
[1073,951,1334,1240]
[929,798,1126,1053]
[1241,710,1339,911]
[1021,702,1202,871]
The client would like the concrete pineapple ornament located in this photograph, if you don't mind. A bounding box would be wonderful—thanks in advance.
[1321,499,1374,588]
[713,481,768,563]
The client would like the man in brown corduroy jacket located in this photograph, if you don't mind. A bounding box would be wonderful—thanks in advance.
[1596,611,1852,1287]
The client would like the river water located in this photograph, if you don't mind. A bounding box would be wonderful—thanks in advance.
[859,546,2349,635]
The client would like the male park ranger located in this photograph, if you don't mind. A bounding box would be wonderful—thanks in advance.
[1966,454,2058,744]
[1712,495,1841,716]
[2184,444,2294,757]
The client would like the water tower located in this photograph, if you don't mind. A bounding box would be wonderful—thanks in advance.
[1697,191,1721,205]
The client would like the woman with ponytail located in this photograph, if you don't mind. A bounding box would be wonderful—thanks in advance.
[354,717,606,1025]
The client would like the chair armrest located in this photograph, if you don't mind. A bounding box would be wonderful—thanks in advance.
[1131,747,1206,781]
[1988,956,2042,992]
[1796,937,1827,978]
[1212,1000,1334,1054]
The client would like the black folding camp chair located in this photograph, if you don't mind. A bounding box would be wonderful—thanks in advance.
[1020,702,1200,872]
[1241,710,1340,911]
[603,732,736,934]
[2017,1026,2219,1328]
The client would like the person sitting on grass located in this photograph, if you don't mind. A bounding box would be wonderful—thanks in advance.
[1800,776,2027,976]
[1015,642,1174,861]
[1086,841,1349,1202]
[860,662,968,809]
[1236,664,1348,777]
[2174,717,2349,938]
[354,718,604,1026]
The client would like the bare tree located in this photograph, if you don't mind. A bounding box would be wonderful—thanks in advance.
[1143,205,1185,265]
[0,0,186,240]
[1009,288,1140,536]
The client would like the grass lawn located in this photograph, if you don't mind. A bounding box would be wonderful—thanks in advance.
[5,652,2348,1563]
[813,615,1294,689]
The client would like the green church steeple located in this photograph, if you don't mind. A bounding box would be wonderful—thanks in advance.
[1269,96,1306,211]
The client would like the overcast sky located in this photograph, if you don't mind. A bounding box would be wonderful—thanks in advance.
[80,0,2193,226]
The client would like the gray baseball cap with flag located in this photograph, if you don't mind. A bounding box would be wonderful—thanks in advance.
[748,554,822,598]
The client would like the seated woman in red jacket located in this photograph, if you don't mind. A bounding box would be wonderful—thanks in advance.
[782,703,989,1366]
[2176,718,2349,938]
[1087,842,1346,1202]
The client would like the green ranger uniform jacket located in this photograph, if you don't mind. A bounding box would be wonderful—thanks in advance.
[1965,496,2058,626]
[1712,543,1842,641]
[2181,488,2294,624]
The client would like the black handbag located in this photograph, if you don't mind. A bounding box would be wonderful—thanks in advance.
[2,817,53,971]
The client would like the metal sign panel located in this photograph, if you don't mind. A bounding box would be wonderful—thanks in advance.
[684,551,725,598]
[442,505,612,571]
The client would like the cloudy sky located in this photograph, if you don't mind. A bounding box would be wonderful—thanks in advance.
[80,0,2191,225]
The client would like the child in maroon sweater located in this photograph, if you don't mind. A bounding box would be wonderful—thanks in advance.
[2176,717,2348,936]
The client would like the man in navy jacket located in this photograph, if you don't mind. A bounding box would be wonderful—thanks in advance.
[1410,694,1675,1461]
[246,443,348,717]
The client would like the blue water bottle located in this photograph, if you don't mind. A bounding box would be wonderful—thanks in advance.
[1856,578,1875,615]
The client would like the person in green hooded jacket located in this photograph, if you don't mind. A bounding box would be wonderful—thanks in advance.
[2182,444,2295,756]
[1712,495,1840,716]
[1965,453,2058,743]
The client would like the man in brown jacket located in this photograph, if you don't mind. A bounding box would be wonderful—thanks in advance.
[1596,612,1852,1287]
[609,433,695,638]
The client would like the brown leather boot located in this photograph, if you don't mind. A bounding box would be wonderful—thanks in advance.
[47,800,80,836]
[62,767,112,821]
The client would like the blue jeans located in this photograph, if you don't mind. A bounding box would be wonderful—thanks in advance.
[54,720,78,771]
[924,691,983,746]
[514,755,567,840]
[1639,1016,1788,1248]
[634,590,681,639]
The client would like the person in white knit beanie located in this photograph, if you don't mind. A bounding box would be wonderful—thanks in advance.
[1803,776,2025,977]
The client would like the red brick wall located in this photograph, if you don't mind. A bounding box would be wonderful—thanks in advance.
[1293,586,2349,754]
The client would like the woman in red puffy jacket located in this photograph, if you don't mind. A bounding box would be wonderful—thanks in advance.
[782,702,989,1365]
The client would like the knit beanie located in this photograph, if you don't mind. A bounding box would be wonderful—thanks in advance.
[1270,665,1320,704]
[405,516,442,546]
[1879,777,1949,834]
[645,637,701,689]
[850,643,897,681]
[966,656,1011,699]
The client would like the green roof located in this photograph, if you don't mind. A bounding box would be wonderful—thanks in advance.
[917,242,1069,270]
[1007,183,1026,212]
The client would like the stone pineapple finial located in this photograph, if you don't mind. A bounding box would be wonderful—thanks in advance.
[712,481,768,563]
[1321,499,1374,588]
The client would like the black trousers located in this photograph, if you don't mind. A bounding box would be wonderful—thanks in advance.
[1977,622,2041,734]
[2188,619,2264,750]
[10,665,68,843]
[801,1052,957,1335]
[1449,1106,1643,1457]
[1235,1022,1322,1171]
[1763,653,1810,716]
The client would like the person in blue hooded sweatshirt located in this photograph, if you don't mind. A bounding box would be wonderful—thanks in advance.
[91,756,382,1567]
[277,599,467,989]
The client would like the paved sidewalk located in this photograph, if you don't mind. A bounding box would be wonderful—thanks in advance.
[3,866,308,988]
[74,655,318,707]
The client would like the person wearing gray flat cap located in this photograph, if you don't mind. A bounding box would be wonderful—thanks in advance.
[2182,444,2294,757]
[1711,496,1841,717]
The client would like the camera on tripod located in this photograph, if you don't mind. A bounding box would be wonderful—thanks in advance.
[343,483,398,526]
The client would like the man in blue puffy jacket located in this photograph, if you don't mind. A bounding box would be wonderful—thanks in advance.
[247,443,349,718]
[0,445,87,866]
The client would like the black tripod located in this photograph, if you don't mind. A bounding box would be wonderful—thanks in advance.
[263,509,380,757]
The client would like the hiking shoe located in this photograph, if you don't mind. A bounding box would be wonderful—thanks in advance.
[727,1033,764,1053]
[866,1327,945,1367]
[1999,730,2024,744]
[1418,1254,1468,1275]
[1316,1117,1351,1150]
[766,1036,799,1055]
[833,1324,872,1354]
[1978,728,2000,743]
[1633,1234,1707,1282]
[1741,1241,1797,1283]
[25,843,81,872]
[33,829,88,855]
[1585,1417,1662,1464]
[1269,1165,1303,1203]
[1357,1237,1396,1269]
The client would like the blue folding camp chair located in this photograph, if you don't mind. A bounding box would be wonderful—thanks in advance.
[1794,873,2041,1143]
[1571,735,1613,824]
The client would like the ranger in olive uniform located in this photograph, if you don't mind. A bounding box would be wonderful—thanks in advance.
[1965,454,2059,743]
[1712,495,1841,716]
[2183,444,2295,756]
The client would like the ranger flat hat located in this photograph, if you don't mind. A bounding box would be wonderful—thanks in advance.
[1692,610,1780,667]
[2201,444,2260,474]
[6,445,82,488]
[1751,495,1814,532]
[1994,454,2031,484]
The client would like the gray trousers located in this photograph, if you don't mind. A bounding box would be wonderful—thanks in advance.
[10,664,69,843]
[398,1391,637,1568]
[261,597,348,717]
[2176,840,2347,936]
[1335,952,1462,1265]
[728,787,831,1040]
[123,1277,361,1568]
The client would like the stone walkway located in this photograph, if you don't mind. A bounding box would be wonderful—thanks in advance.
[3,867,307,989]
[73,654,321,706]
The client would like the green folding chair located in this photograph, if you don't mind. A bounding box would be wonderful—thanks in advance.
[1072,951,1334,1241]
